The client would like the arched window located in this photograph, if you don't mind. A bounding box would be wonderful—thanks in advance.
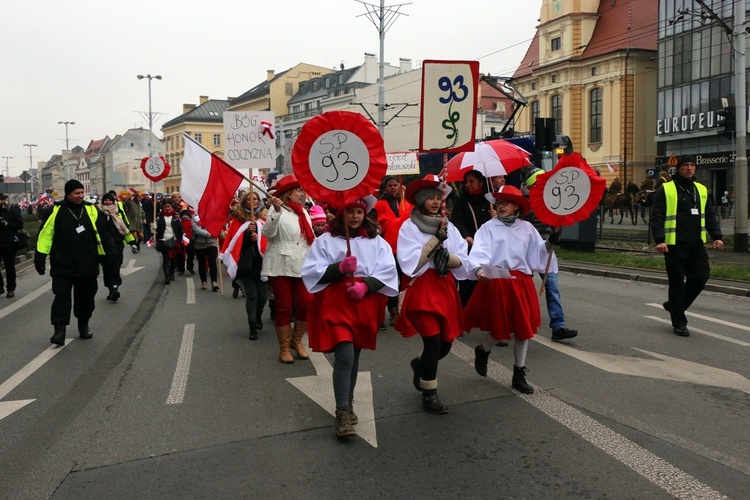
[551,94,562,133]
[590,88,602,143]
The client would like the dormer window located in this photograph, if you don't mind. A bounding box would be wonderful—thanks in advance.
[551,37,561,51]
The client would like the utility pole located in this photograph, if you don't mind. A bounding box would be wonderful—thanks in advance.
[137,73,162,195]
[58,121,75,150]
[732,1,748,252]
[23,143,37,198]
[1,156,11,195]
[357,0,410,138]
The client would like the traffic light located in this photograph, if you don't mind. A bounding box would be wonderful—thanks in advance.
[0,174,4,183]
[716,106,735,138]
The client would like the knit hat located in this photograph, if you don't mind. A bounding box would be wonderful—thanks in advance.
[676,155,697,168]
[64,179,85,196]
[309,205,327,224]
[101,192,117,204]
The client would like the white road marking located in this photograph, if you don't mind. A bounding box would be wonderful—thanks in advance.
[647,302,750,333]
[186,277,195,304]
[166,324,195,405]
[288,340,377,447]
[120,258,144,276]
[0,282,52,321]
[646,315,750,346]
[0,341,73,421]
[453,340,727,500]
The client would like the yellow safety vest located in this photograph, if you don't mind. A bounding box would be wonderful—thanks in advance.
[36,204,106,255]
[663,180,707,245]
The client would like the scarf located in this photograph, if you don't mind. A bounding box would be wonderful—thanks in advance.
[102,203,130,236]
[465,188,483,196]
[288,201,315,245]
[498,215,517,227]
[162,205,175,216]
[410,208,443,234]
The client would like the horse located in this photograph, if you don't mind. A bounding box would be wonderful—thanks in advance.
[633,189,655,224]
[602,189,635,224]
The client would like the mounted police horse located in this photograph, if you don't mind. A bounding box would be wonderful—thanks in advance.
[602,190,635,224]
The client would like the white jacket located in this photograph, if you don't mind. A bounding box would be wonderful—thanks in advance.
[260,205,312,278]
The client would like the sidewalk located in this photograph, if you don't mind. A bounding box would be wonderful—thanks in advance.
[559,246,750,298]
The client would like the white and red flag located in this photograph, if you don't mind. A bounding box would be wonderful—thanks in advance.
[180,133,245,237]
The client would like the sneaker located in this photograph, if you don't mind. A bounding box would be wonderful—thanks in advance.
[551,327,578,342]
[131,245,138,254]
[212,282,220,292]
[201,282,207,290]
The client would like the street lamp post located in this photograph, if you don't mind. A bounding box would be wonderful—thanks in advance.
[137,74,162,134]
[58,121,75,150]
[23,143,37,199]
[1,156,12,195]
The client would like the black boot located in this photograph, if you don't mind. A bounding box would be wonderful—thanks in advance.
[78,319,93,339]
[255,312,264,331]
[410,357,422,392]
[512,365,534,394]
[110,285,120,302]
[51,324,66,346]
[249,323,258,341]
[474,345,490,377]
[421,389,448,414]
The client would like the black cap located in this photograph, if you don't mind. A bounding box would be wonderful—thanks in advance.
[676,155,696,168]
[64,179,85,196]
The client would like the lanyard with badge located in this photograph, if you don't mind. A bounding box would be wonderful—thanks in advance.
[67,207,87,233]
[678,184,699,216]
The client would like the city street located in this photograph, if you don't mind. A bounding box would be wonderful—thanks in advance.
[1,251,748,499]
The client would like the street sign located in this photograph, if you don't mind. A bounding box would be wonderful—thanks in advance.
[19,171,31,182]
[667,153,678,167]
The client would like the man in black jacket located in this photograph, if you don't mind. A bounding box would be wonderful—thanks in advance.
[35,180,116,345]
[650,155,724,337]
[0,193,24,298]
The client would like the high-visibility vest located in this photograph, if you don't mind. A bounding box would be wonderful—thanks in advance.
[36,204,106,255]
[663,180,707,244]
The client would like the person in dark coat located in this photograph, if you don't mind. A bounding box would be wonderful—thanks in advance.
[0,193,24,298]
[155,198,185,284]
[34,179,117,345]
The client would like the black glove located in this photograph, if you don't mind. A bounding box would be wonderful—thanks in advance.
[34,253,46,276]
[433,247,450,277]
[434,225,448,242]
[548,230,561,246]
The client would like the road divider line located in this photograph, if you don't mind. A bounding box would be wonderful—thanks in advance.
[453,340,726,500]
[186,278,195,304]
[166,324,195,405]
[0,282,52,321]
[645,315,750,346]
[0,341,73,399]
[646,302,750,332]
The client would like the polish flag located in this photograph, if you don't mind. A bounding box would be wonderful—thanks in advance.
[180,133,245,237]
[606,163,619,173]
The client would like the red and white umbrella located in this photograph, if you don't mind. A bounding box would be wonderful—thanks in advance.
[445,139,532,182]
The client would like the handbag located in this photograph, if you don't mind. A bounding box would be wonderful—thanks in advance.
[12,230,30,251]
[156,236,176,252]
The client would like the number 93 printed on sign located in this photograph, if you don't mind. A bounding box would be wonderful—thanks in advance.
[529,153,606,228]
[292,111,387,205]
[140,155,171,182]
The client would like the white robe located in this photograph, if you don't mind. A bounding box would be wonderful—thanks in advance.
[468,218,555,278]
[396,219,470,280]
[301,233,399,296]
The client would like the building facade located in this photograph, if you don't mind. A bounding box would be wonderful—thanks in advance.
[513,0,658,187]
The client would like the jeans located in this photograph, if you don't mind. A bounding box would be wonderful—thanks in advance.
[540,272,565,331]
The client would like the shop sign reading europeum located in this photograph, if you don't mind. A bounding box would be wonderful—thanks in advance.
[657,109,720,135]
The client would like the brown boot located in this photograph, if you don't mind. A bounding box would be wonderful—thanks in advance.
[275,325,294,364]
[291,321,309,360]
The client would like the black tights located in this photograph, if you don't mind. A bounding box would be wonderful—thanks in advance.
[419,334,452,382]
[333,342,361,409]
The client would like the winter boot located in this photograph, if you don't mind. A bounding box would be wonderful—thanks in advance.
[110,285,120,302]
[347,396,358,425]
[335,409,356,438]
[255,311,264,331]
[51,324,66,346]
[410,357,422,392]
[512,365,534,394]
[474,345,490,377]
[78,319,93,339]
[291,321,309,360]
[421,389,448,414]
[249,322,258,341]
[275,325,294,364]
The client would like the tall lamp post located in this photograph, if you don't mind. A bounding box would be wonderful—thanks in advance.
[1,156,12,196]
[23,143,37,199]
[58,121,75,150]
[137,74,162,134]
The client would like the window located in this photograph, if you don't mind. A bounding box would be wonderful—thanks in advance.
[531,82,537,90]
[552,74,558,83]
[591,67,597,76]
[531,100,540,122]
[590,88,602,143]
[551,37,561,51]
[213,134,221,147]
[551,94,562,133]
[194,133,202,144]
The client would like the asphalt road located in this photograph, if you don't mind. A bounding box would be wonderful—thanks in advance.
[1,250,749,499]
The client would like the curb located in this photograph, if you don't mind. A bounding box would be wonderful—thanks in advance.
[559,263,750,298]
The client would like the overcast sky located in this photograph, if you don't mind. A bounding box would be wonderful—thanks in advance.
[0,0,540,179]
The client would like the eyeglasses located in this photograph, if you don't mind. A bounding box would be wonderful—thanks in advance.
[495,200,513,207]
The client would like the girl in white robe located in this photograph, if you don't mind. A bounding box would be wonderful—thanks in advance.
[301,197,398,438]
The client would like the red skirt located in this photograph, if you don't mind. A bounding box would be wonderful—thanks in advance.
[307,279,387,353]
[462,270,540,341]
[395,269,464,341]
